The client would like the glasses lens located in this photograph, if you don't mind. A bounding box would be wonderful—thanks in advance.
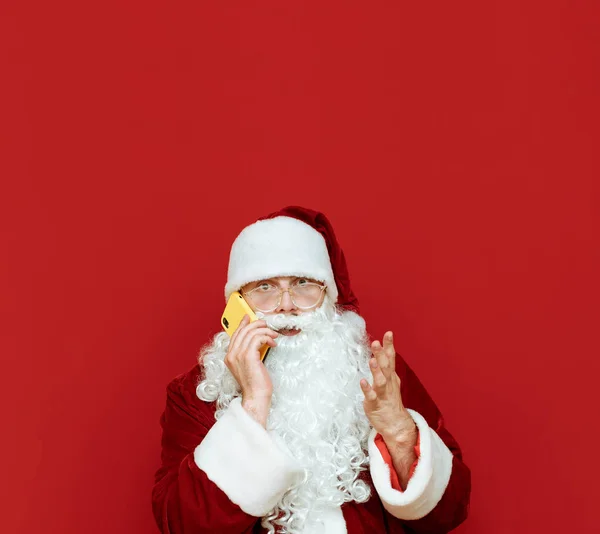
[291,282,324,308]
[247,281,325,311]
[248,285,280,312]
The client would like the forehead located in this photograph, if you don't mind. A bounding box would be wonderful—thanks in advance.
[243,276,318,287]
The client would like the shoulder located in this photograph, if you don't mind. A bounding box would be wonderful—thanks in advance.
[166,362,203,395]
[163,362,217,428]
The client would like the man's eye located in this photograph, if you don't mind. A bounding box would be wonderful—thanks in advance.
[296,279,308,286]
[257,283,273,291]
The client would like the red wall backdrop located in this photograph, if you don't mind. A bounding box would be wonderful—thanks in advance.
[2,1,599,533]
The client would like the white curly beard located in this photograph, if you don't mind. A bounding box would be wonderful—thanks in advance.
[196,299,374,534]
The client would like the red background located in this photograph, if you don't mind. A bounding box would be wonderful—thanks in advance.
[2,1,599,533]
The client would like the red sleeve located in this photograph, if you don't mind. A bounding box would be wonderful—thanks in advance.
[151,365,259,534]
[374,432,421,491]
[387,355,471,532]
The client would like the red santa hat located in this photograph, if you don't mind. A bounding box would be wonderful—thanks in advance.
[225,206,360,314]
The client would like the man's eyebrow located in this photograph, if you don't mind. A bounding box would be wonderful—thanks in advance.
[251,278,277,285]
[252,276,301,285]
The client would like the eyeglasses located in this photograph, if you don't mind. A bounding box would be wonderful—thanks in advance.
[242,279,327,313]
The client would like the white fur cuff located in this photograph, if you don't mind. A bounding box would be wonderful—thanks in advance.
[368,409,453,520]
[194,397,303,517]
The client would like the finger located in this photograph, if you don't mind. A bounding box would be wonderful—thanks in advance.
[360,378,378,403]
[371,340,391,377]
[239,329,278,357]
[247,334,277,358]
[238,316,267,330]
[233,334,268,364]
[247,326,279,337]
[369,357,388,390]
[246,327,279,343]
[233,318,268,348]
[382,331,397,369]
[395,373,406,409]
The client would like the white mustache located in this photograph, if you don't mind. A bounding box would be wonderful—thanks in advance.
[256,309,324,332]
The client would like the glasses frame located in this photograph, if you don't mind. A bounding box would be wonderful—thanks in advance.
[242,281,327,313]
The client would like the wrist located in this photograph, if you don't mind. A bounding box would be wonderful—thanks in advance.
[381,416,418,450]
[241,395,271,428]
[241,390,272,406]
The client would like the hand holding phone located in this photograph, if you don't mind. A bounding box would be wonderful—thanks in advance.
[221,292,279,426]
[221,291,273,361]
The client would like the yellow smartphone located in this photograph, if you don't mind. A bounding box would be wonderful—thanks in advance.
[221,291,271,361]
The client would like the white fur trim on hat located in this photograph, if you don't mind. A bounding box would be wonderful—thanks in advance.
[225,216,338,303]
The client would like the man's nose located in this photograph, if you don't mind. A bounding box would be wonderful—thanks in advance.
[275,288,297,313]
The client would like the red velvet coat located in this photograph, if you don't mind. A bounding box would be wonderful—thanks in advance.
[152,355,471,533]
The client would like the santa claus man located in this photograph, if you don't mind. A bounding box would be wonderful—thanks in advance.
[152,206,471,534]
